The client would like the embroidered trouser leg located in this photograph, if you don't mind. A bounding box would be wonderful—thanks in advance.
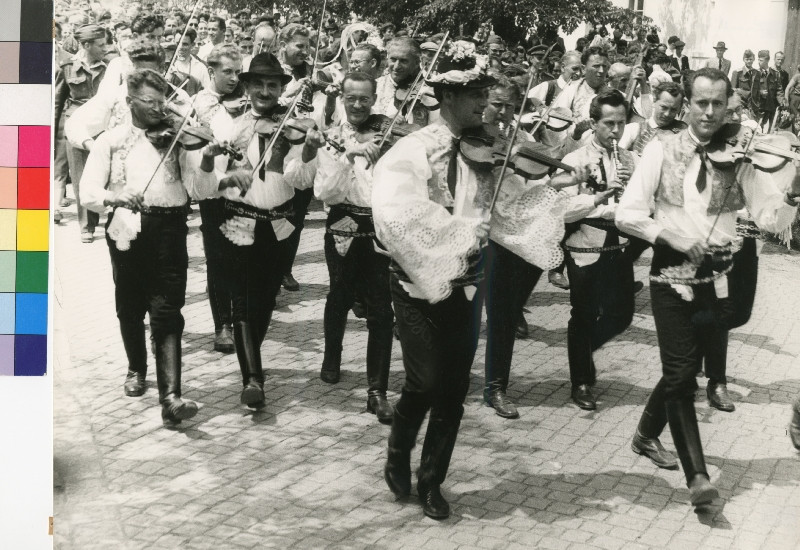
[223,218,287,345]
[107,211,188,372]
[566,249,634,387]
[390,276,484,487]
[484,240,542,399]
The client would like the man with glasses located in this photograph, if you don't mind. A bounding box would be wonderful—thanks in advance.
[299,71,396,423]
[78,68,214,427]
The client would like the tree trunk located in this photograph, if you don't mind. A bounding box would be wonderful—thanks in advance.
[785,0,800,72]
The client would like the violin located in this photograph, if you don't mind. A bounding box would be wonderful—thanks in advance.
[220,83,249,117]
[146,114,244,160]
[352,114,421,151]
[707,123,800,170]
[520,106,574,132]
[253,115,345,153]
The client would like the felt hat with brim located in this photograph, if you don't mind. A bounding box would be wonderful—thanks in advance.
[420,41,439,52]
[713,41,727,50]
[674,40,685,48]
[239,53,292,85]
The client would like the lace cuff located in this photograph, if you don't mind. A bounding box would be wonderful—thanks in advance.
[377,202,481,303]
[490,185,567,270]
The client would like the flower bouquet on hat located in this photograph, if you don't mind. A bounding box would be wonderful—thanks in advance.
[425,40,495,88]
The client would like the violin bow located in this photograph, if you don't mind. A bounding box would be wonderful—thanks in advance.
[377,31,450,150]
[310,0,328,81]
[141,94,198,199]
[489,60,542,214]
[402,31,452,128]
[523,43,563,138]
[250,91,306,178]
[163,0,202,78]
[703,128,759,246]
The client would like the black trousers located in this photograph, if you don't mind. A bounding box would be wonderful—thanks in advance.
[483,240,543,398]
[323,210,394,391]
[199,198,232,330]
[727,236,758,330]
[222,217,289,344]
[106,210,188,340]
[282,187,314,277]
[565,249,634,387]
[391,275,484,486]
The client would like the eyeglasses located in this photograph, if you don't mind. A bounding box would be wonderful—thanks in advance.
[188,22,197,27]
[129,95,166,110]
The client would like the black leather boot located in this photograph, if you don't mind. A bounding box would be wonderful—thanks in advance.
[233,322,265,409]
[120,320,147,397]
[666,398,718,506]
[320,348,341,384]
[155,332,198,428]
[208,278,234,353]
[417,412,462,520]
[385,399,425,499]
[366,327,393,424]
[632,380,677,469]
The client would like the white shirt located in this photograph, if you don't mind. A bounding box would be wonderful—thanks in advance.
[79,123,212,212]
[527,76,569,103]
[171,55,211,91]
[616,128,797,246]
[313,123,373,207]
[648,65,673,88]
[97,55,133,98]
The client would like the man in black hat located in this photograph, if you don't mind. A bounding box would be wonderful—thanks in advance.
[55,23,113,243]
[667,37,689,74]
[196,52,314,409]
[373,41,496,520]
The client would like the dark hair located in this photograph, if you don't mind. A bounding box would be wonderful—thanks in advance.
[209,16,226,32]
[651,53,671,66]
[580,45,608,66]
[127,39,164,65]
[113,21,129,33]
[683,67,733,101]
[653,81,684,101]
[207,43,242,67]
[131,14,164,35]
[490,75,521,102]
[589,88,628,120]
[342,71,377,94]
[352,43,381,65]
[126,68,169,95]
[380,23,396,35]
[182,27,197,44]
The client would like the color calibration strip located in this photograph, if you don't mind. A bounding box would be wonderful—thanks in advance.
[0,0,53,375]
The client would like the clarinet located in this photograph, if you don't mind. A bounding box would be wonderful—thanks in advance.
[611,138,623,201]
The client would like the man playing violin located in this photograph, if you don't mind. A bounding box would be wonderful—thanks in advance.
[299,71,396,424]
[196,52,316,410]
[551,89,637,412]
[374,37,439,127]
[373,41,495,520]
[79,68,215,427]
[616,68,799,507]
[619,81,686,157]
[191,43,246,355]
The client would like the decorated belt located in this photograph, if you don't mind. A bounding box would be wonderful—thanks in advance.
[580,218,618,230]
[138,204,189,216]
[736,218,762,239]
[649,243,736,286]
[563,243,627,253]
[224,199,293,221]
[327,203,375,238]
[331,203,372,216]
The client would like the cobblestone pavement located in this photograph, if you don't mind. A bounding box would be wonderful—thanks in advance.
[53,199,800,550]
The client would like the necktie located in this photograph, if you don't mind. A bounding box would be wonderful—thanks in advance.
[446,137,460,200]
[695,146,708,193]
[258,133,266,180]
[718,59,722,70]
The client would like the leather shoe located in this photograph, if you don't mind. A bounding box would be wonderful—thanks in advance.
[240,381,265,409]
[80,231,94,244]
[367,393,394,424]
[282,273,300,291]
[707,382,735,412]
[54,210,63,224]
[631,430,678,469]
[418,484,450,520]
[214,324,235,354]
[486,390,520,419]
[515,313,529,339]
[161,394,198,428]
[320,366,340,384]
[123,370,146,397]
[688,474,719,506]
[548,270,569,290]
[790,402,800,451]
[571,384,596,410]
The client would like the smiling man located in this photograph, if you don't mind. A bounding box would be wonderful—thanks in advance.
[616,68,799,507]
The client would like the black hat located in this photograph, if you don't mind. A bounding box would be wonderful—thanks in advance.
[426,41,497,89]
[238,53,291,85]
